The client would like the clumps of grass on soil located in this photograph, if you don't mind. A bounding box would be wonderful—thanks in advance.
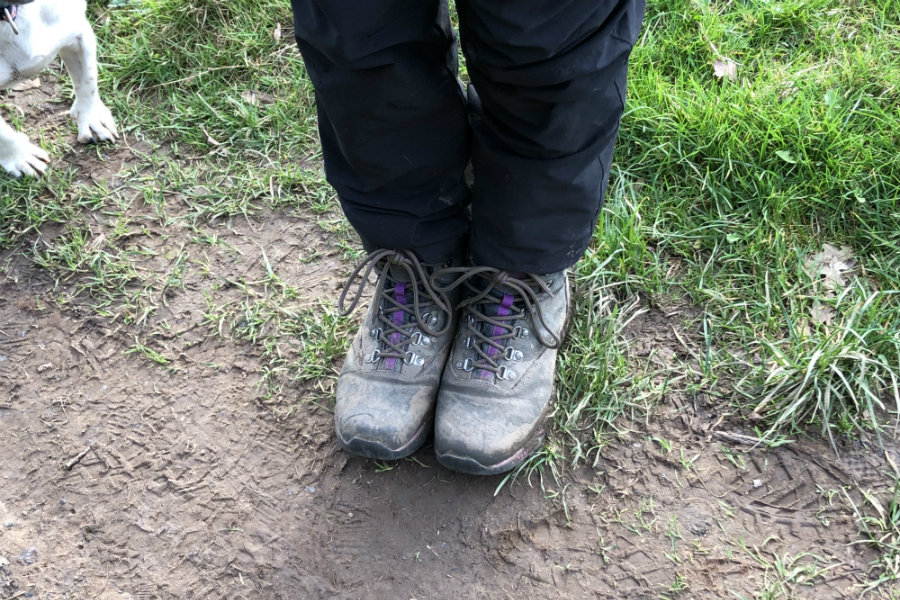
[582,0,900,446]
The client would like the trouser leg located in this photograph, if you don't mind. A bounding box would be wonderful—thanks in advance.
[291,0,470,264]
[457,0,646,273]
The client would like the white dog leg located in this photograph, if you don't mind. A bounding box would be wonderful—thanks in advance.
[0,115,50,178]
[58,25,118,144]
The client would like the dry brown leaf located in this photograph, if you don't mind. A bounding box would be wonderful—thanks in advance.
[803,243,857,292]
[801,243,857,327]
[200,126,221,146]
[713,59,738,81]
[240,90,275,107]
[10,78,41,92]
[810,302,835,326]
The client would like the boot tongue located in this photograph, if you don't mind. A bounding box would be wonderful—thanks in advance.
[384,265,412,311]
[474,279,519,380]
[473,271,529,297]
[472,273,521,330]
[387,264,414,282]
[381,267,412,372]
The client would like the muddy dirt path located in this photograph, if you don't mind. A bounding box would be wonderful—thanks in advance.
[2,280,894,599]
[2,79,899,600]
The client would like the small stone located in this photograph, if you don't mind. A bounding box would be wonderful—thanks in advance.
[306,486,316,494]
[632,442,642,449]
[752,479,763,488]
[18,547,38,565]
[690,519,712,537]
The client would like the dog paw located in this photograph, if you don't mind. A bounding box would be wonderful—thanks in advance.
[72,101,118,144]
[0,133,50,178]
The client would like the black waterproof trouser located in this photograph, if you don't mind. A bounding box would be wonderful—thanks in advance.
[291,0,645,274]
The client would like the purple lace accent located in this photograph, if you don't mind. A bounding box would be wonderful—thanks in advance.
[384,281,407,370]
[480,293,514,379]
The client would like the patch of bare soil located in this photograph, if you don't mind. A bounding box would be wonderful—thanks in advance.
[3,78,900,600]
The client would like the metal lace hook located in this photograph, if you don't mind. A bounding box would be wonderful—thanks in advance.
[503,276,560,349]
[405,256,453,337]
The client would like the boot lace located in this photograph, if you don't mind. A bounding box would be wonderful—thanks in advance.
[339,249,452,370]
[432,266,561,381]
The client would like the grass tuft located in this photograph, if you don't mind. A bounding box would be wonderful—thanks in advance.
[845,479,900,592]
[740,283,900,446]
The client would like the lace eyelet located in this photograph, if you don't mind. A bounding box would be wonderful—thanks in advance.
[420,312,439,327]
[497,366,517,380]
[404,351,424,366]
[409,331,430,346]
[366,350,381,363]
[502,347,523,361]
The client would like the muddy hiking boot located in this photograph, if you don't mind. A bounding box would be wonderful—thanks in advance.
[335,249,459,460]
[431,266,571,475]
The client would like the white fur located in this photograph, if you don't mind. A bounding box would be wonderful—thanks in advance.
[0,0,117,177]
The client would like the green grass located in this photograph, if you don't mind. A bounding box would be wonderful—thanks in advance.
[845,478,900,592]
[552,0,900,447]
[99,0,318,157]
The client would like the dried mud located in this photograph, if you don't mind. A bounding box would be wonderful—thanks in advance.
[2,78,899,600]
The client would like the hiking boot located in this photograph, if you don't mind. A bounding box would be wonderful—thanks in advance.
[430,266,571,475]
[334,249,458,460]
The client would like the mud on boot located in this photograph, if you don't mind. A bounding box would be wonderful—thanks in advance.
[431,267,571,475]
[334,249,459,460]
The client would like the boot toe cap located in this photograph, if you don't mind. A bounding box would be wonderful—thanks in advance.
[434,392,548,475]
[334,374,436,460]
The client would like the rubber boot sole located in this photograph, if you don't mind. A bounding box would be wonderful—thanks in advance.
[337,413,432,461]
